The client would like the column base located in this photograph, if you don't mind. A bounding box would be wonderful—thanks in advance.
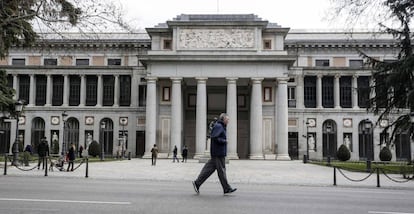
[227,153,239,160]
[264,154,276,160]
[142,152,152,159]
[276,154,291,160]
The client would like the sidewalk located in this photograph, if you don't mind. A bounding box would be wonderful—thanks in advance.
[3,159,414,189]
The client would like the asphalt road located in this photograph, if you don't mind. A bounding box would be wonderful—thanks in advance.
[0,176,413,214]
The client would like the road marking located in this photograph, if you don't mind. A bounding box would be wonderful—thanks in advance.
[369,211,414,214]
[0,198,131,205]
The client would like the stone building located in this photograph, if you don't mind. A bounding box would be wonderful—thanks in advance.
[0,14,411,161]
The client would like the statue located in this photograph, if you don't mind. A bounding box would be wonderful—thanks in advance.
[308,134,316,151]
[344,135,351,150]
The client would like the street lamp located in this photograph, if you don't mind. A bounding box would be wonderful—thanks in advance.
[409,112,414,164]
[326,124,332,166]
[61,111,68,158]
[305,121,310,163]
[364,119,372,172]
[12,100,24,166]
[100,121,106,161]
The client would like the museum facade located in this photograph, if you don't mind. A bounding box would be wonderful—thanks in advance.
[0,14,411,161]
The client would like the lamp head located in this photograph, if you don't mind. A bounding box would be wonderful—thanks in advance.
[15,100,24,112]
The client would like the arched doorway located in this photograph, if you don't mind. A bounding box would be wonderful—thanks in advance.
[32,117,45,154]
[0,117,11,153]
[323,120,337,159]
[358,120,374,160]
[100,118,113,156]
[66,117,80,153]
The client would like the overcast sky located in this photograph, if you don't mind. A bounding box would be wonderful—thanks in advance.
[117,0,336,30]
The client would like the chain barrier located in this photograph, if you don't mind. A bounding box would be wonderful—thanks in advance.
[380,168,413,183]
[336,167,373,182]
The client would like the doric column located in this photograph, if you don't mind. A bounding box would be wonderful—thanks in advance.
[352,75,359,109]
[250,78,264,159]
[28,74,35,106]
[131,73,139,107]
[369,76,376,99]
[45,74,52,106]
[296,75,304,109]
[334,74,340,109]
[97,75,103,107]
[79,75,86,107]
[226,77,238,159]
[194,77,207,158]
[144,77,157,158]
[114,74,120,107]
[170,77,182,157]
[276,77,291,160]
[316,74,323,109]
[63,74,69,106]
[13,74,18,100]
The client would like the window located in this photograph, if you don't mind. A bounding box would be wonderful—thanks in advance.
[340,76,352,108]
[44,58,57,66]
[163,39,172,50]
[119,75,131,106]
[102,75,114,106]
[349,59,363,68]
[86,75,97,106]
[263,40,272,49]
[162,86,170,101]
[12,58,25,66]
[357,76,370,108]
[52,75,63,106]
[7,75,13,88]
[138,85,146,107]
[322,76,334,108]
[315,59,330,67]
[288,87,296,108]
[263,87,272,102]
[19,75,30,102]
[375,75,388,108]
[69,75,81,106]
[76,58,89,66]
[304,76,316,108]
[35,75,47,106]
[108,58,122,66]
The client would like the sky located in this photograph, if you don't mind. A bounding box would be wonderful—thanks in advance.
[117,0,336,30]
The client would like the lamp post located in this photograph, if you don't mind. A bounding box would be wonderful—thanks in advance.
[305,121,310,163]
[12,100,24,166]
[326,124,332,166]
[409,112,414,164]
[100,121,106,161]
[61,111,68,158]
[364,119,372,172]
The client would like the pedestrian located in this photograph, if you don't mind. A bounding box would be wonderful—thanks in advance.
[24,144,33,155]
[79,145,84,158]
[37,137,49,170]
[151,144,158,166]
[182,145,188,162]
[192,113,237,195]
[67,143,76,171]
[172,145,180,163]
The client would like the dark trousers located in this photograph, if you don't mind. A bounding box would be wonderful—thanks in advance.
[194,156,231,192]
[37,156,46,169]
[67,160,74,171]
[152,155,157,165]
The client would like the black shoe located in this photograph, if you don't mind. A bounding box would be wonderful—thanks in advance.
[224,188,237,194]
[192,181,199,194]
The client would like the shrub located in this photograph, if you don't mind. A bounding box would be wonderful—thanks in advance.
[88,140,100,157]
[379,147,392,161]
[337,144,351,161]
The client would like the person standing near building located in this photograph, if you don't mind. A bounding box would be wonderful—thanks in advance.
[37,137,49,170]
[151,144,158,166]
[192,113,237,195]
[78,145,84,158]
[172,145,180,163]
[67,143,76,171]
[182,145,188,163]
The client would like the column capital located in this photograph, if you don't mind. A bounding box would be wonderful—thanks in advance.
[335,74,341,79]
[277,77,290,84]
[170,77,183,82]
[195,77,208,83]
[317,74,323,78]
[145,76,157,83]
[226,77,238,82]
[251,77,264,83]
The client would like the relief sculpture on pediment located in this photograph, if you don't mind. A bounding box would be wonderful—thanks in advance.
[178,28,255,49]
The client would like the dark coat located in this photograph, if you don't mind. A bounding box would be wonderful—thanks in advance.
[68,146,76,161]
[210,119,227,157]
[37,141,49,157]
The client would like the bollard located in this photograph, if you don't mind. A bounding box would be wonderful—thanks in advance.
[85,157,89,178]
[333,167,337,186]
[327,156,331,166]
[4,153,7,175]
[128,152,131,160]
[376,168,380,187]
[45,157,48,176]
[366,160,372,172]
[303,155,307,164]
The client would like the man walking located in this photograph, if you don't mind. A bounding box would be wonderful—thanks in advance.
[192,113,237,195]
[37,137,49,170]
